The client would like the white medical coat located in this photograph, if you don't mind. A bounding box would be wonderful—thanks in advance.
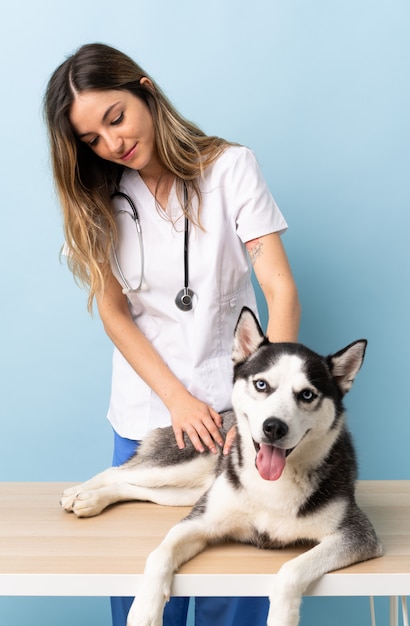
[108,146,288,439]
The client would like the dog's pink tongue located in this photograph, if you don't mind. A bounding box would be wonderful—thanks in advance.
[256,445,286,481]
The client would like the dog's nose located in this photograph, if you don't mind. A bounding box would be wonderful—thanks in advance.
[262,418,288,442]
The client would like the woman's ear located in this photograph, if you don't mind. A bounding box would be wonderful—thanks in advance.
[140,76,155,91]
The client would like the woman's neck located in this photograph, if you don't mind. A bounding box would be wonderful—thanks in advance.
[139,167,175,211]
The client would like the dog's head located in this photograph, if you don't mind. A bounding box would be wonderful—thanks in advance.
[231,307,367,481]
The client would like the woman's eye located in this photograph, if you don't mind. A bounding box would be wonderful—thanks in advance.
[299,389,317,403]
[88,137,99,147]
[111,112,124,126]
[254,379,268,392]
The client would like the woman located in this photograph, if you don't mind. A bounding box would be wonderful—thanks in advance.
[44,43,300,626]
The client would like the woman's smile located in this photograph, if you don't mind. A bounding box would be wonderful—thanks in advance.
[120,143,138,162]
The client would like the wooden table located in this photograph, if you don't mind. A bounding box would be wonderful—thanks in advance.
[0,481,409,622]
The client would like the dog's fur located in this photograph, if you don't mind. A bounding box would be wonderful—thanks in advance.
[61,307,382,626]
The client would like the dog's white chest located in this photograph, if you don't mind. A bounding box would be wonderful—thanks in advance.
[232,464,332,544]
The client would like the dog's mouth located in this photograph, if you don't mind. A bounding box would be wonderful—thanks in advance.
[253,440,294,481]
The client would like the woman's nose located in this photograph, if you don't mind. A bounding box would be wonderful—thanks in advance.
[105,131,123,154]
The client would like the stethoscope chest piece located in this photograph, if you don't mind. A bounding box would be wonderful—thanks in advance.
[175,287,195,311]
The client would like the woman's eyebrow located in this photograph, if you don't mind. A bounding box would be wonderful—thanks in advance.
[78,102,121,138]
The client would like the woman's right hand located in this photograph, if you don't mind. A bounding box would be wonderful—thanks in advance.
[168,392,224,454]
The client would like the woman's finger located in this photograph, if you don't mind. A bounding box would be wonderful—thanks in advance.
[223,425,237,456]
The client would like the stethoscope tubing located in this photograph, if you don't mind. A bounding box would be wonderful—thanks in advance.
[110,183,193,309]
[111,190,145,293]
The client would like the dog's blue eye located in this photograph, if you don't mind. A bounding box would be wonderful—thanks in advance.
[254,379,268,392]
[299,389,317,402]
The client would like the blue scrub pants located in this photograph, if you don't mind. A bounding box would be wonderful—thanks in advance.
[111,431,269,626]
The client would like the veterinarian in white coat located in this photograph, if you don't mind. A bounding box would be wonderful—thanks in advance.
[45,43,301,626]
[107,146,290,442]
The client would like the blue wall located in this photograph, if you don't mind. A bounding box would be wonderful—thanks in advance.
[1,1,409,624]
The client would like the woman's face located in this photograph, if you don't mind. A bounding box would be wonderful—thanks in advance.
[69,85,158,174]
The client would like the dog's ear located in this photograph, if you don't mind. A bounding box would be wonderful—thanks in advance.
[328,339,367,395]
[232,307,266,364]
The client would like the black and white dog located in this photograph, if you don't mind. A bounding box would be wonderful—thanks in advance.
[61,307,382,626]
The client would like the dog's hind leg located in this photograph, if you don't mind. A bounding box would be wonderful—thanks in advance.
[61,466,135,513]
[61,457,215,516]
[62,483,206,517]
[126,518,212,626]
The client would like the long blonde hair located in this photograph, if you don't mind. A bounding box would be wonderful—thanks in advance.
[44,43,229,310]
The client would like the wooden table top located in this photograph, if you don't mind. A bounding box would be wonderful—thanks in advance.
[0,481,409,597]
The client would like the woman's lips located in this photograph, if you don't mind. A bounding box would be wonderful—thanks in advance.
[120,144,137,161]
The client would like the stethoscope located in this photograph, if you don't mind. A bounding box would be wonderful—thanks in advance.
[110,183,195,311]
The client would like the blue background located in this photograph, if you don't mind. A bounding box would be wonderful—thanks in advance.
[0,0,408,624]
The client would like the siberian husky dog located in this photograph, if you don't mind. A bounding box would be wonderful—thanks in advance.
[61,307,382,626]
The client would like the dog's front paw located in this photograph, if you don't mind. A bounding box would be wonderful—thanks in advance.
[267,606,300,626]
[126,597,163,626]
[268,587,301,626]
[60,485,81,512]
[60,487,106,517]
